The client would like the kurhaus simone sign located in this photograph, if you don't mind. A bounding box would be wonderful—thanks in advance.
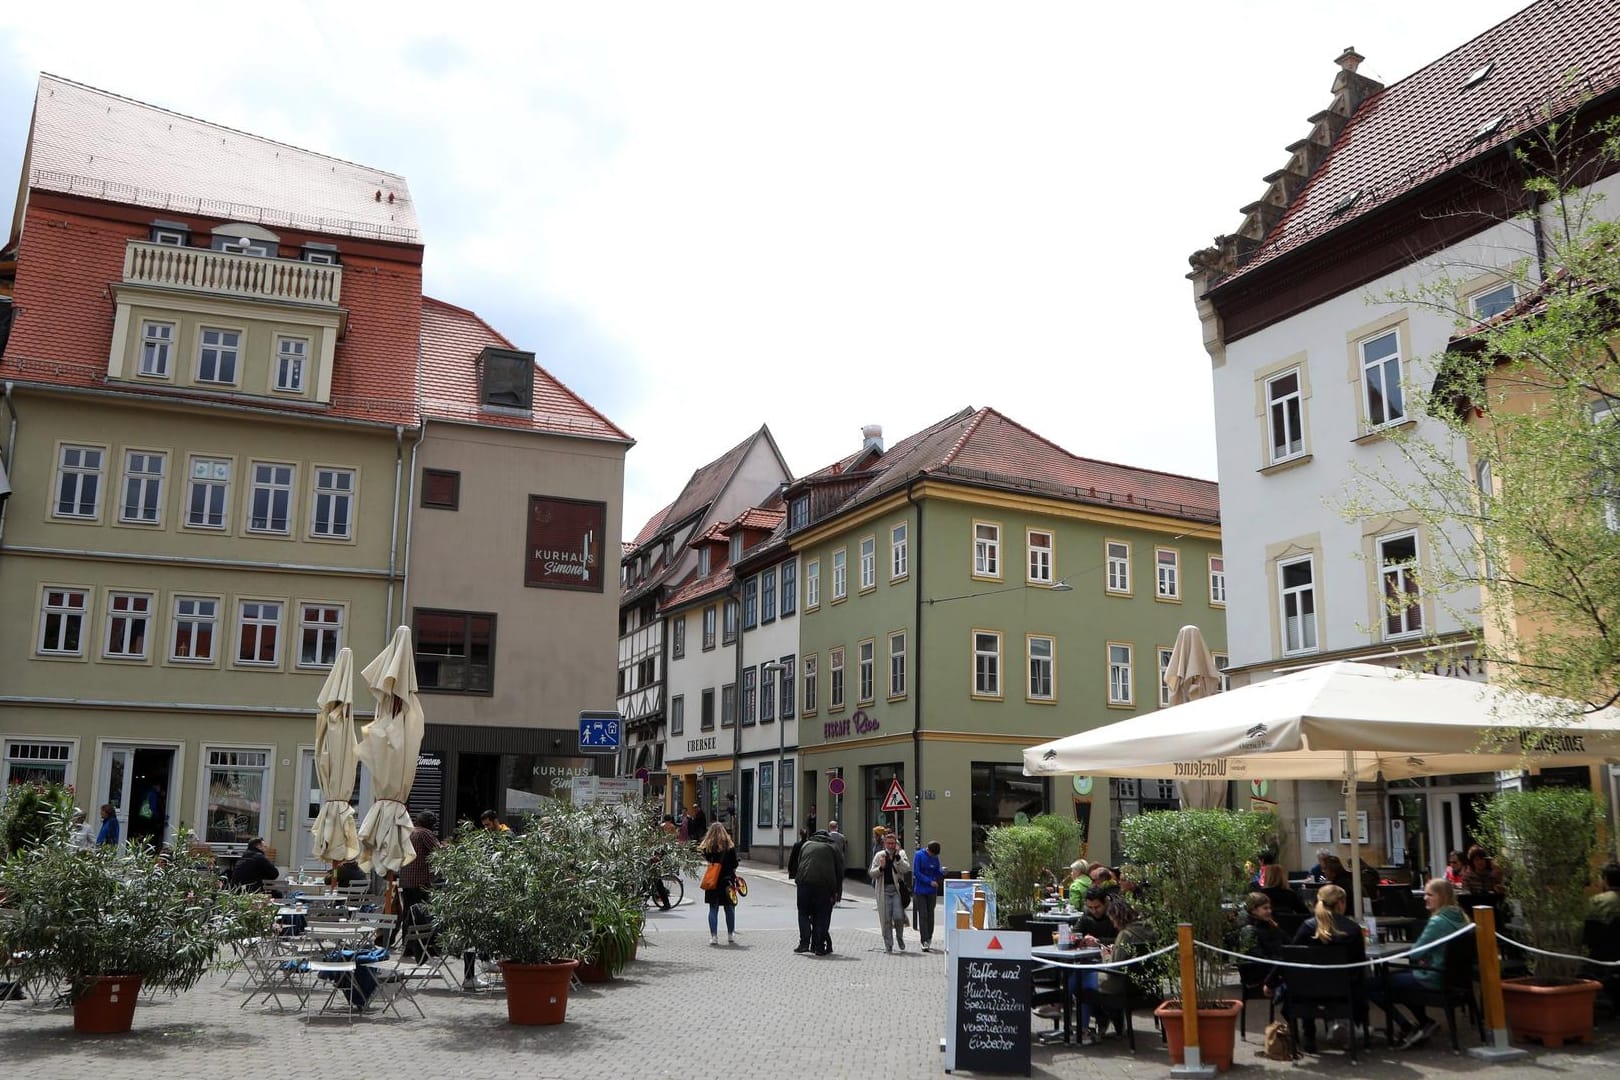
[525,496,606,592]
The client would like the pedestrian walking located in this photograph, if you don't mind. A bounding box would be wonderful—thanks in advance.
[794,828,844,955]
[787,828,808,880]
[869,831,910,952]
[912,840,943,951]
[699,822,739,945]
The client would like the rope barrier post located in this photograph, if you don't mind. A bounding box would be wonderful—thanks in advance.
[1170,923,1216,1078]
[1467,905,1530,1062]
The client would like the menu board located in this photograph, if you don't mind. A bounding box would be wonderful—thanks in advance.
[945,929,1031,1076]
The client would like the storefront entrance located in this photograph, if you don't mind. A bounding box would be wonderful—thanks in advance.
[97,742,177,852]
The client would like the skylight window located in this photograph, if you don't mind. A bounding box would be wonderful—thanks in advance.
[1329,191,1362,216]
[1462,61,1495,90]
[1473,114,1507,142]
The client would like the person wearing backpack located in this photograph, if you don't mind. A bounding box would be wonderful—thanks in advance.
[699,822,739,945]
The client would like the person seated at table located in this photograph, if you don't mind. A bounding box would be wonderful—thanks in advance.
[1065,860,1091,908]
[327,860,367,889]
[1289,882,1367,1053]
[1251,849,1279,887]
[1258,863,1309,915]
[1085,895,1155,1043]
[1368,878,1466,1049]
[479,809,511,834]
[1237,892,1288,961]
[1443,849,1467,887]
[1590,863,1620,923]
[1307,848,1335,882]
[1077,884,1121,945]
[229,837,280,895]
[1461,845,1506,895]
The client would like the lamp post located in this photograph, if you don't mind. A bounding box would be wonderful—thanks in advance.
[759,660,787,868]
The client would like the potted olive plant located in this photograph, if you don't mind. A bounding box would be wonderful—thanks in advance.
[1029,812,1085,887]
[1121,807,1271,1073]
[0,807,269,1033]
[982,823,1057,926]
[1478,786,1604,1047]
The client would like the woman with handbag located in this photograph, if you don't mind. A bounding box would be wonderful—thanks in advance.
[699,822,740,946]
[868,830,911,952]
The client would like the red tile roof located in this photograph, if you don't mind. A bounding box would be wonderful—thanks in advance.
[627,501,674,551]
[21,74,418,244]
[419,296,631,442]
[660,564,735,612]
[725,506,786,533]
[1226,0,1620,283]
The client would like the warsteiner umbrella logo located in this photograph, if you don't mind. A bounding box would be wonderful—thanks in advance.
[1239,723,1269,751]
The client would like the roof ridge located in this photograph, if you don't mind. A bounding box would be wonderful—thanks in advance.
[936,407,991,470]
[37,73,408,182]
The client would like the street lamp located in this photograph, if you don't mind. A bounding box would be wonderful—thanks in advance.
[759,660,787,868]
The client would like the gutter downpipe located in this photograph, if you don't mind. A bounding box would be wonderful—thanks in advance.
[396,421,427,635]
[0,381,16,548]
[906,478,924,853]
[384,425,405,634]
[731,568,746,853]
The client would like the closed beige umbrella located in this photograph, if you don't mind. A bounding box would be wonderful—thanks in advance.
[311,646,360,864]
[355,626,425,879]
[1164,625,1226,809]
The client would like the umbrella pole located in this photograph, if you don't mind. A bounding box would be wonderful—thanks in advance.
[1345,751,1363,920]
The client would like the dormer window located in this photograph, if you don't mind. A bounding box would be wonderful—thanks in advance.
[302,243,339,265]
[218,237,273,256]
[150,221,190,246]
[790,496,809,531]
[730,534,743,564]
[699,548,711,577]
[478,347,535,412]
[210,223,278,257]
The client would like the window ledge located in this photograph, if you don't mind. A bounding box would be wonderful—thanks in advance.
[1259,453,1314,476]
[1352,419,1417,445]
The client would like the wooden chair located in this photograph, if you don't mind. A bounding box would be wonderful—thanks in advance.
[1281,944,1368,1062]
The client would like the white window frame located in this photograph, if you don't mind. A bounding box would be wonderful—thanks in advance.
[235,599,283,667]
[671,615,686,659]
[888,631,907,699]
[806,559,821,609]
[1027,634,1055,702]
[1359,328,1407,429]
[1208,555,1227,606]
[857,638,875,704]
[38,586,90,657]
[1157,646,1175,707]
[274,336,309,393]
[803,654,818,714]
[53,444,105,521]
[973,629,1002,699]
[2,739,76,788]
[1155,547,1180,600]
[170,595,220,664]
[185,456,233,530]
[891,522,909,580]
[118,449,167,525]
[1470,281,1517,320]
[1377,530,1423,639]
[1105,540,1131,595]
[1279,556,1319,656]
[138,320,175,378]
[246,461,296,535]
[103,590,154,660]
[831,548,847,601]
[829,647,845,710]
[973,521,1002,580]
[196,326,242,385]
[201,748,271,845]
[859,536,876,592]
[1266,368,1306,463]
[297,602,345,668]
[1027,529,1054,585]
[1107,642,1134,706]
[309,466,356,540]
[702,606,717,650]
[1214,652,1230,693]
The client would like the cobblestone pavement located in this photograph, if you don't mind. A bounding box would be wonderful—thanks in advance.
[5,862,1620,1079]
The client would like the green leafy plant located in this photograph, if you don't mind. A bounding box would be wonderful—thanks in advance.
[1120,808,1272,1005]
[1028,812,1085,885]
[982,823,1057,920]
[0,809,269,1005]
[0,780,77,858]
[1477,786,1602,983]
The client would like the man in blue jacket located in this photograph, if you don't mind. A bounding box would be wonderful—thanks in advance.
[912,840,944,952]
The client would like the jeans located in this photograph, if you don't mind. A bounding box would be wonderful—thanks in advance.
[916,893,937,945]
[1366,970,1428,1030]
[878,889,906,949]
[708,900,735,936]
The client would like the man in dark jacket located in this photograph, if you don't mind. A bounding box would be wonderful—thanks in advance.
[229,837,280,894]
[794,829,844,956]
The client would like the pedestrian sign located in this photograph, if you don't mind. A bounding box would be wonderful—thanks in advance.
[880,778,913,812]
[578,710,621,753]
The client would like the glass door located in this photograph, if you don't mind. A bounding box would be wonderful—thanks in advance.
[97,744,135,852]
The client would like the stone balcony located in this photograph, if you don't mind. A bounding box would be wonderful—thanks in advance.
[122,241,342,307]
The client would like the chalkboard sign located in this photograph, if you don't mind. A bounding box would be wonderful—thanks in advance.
[945,929,1032,1076]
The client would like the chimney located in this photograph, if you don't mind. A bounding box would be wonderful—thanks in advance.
[861,424,885,453]
[1336,47,1363,73]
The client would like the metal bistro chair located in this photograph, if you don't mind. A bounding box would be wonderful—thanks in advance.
[1395,931,1485,1051]
[1237,960,1277,1041]
[1281,944,1369,1062]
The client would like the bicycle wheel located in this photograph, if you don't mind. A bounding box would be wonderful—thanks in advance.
[662,875,684,908]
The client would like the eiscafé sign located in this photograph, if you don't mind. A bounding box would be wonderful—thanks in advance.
[525,496,606,592]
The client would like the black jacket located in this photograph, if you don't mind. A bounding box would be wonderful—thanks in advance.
[702,847,739,905]
[795,831,844,893]
[230,849,279,892]
[788,838,806,879]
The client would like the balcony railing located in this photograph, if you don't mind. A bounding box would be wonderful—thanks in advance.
[123,241,342,307]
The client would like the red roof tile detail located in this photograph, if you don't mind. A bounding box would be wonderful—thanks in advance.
[419,296,630,442]
[628,501,674,551]
[1229,0,1620,282]
[726,507,786,532]
[661,565,736,611]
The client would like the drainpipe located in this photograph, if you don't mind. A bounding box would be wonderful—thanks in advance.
[906,478,924,853]
[384,425,404,633]
[396,422,427,632]
[731,568,745,852]
[0,381,15,548]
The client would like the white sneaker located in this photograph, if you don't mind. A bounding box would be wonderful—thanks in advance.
[710,934,718,946]
[727,934,735,945]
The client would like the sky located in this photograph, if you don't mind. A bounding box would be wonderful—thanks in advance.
[0,1,1534,541]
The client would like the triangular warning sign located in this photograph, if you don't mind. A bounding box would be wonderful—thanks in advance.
[880,778,913,812]
[987,936,1004,950]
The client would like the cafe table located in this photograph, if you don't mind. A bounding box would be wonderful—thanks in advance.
[1031,944,1103,1045]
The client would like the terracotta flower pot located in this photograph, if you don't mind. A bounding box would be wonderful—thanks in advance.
[1501,976,1601,1048]
[576,958,612,983]
[499,960,579,1025]
[72,975,143,1034]
[1155,999,1243,1073]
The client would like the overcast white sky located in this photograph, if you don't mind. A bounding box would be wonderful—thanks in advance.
[0,2,1532,540]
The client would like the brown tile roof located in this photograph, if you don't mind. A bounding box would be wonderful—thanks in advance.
[726,506,786,533]
[22,75,419,244]
[658,426,781,538]
[1224,0,1620,284]
[627,501,674,551]
[660,564,736,612]
[419,297,630,442]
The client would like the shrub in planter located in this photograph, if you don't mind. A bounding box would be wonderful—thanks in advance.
[982,824,1056,921]
[0,780,77,858]
[0,811,269,1032]
[1028,812,1084,887]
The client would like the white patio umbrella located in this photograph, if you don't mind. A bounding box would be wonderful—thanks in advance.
[311,646,361,864]
[1164,625,1226,810]
[1024,660,1620,914]
[355,627,425,883]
